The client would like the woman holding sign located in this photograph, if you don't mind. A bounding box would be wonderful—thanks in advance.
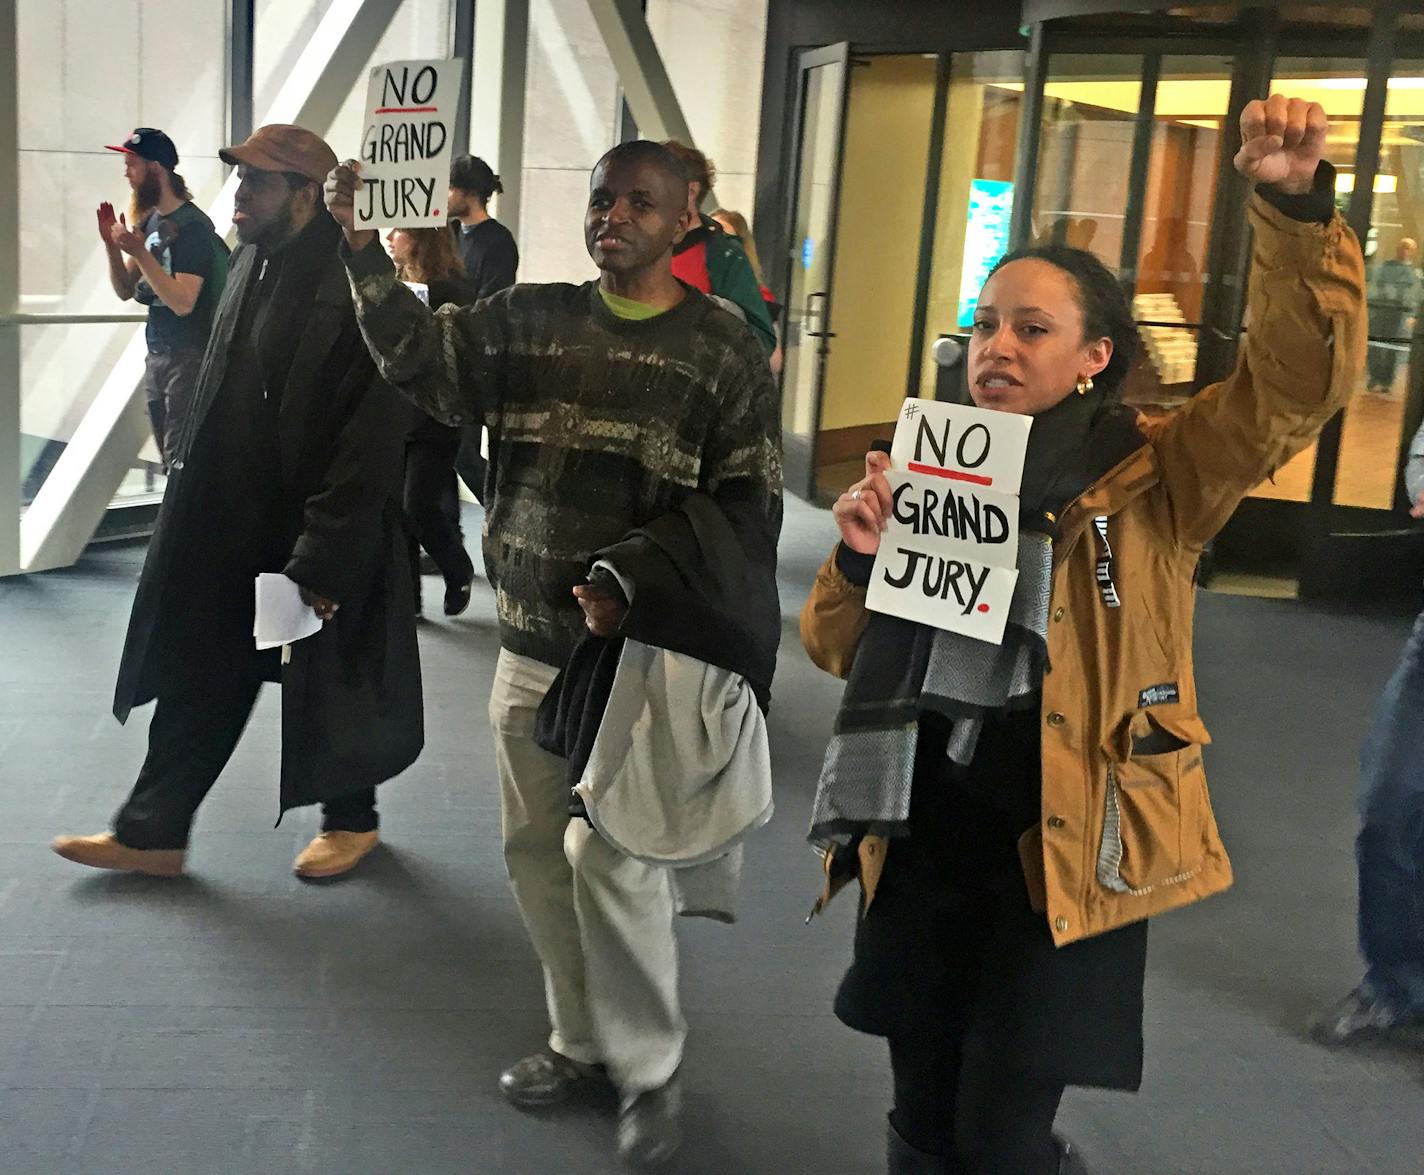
[801,96,1364,1174]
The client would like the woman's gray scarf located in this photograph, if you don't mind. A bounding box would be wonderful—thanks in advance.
[808,389,1143,845]
[807,533,1052,841]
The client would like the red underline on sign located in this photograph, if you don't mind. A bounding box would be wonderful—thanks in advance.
[907,463,994,486]
[375,106,439,113]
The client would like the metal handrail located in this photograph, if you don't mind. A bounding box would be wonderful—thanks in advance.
[0,313,148,325]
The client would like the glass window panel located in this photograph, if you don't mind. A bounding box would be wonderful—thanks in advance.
[1244,55,1369,504]
[1337,59,1424,510]
[916,51,1025,400]
[323,0,453,167]
[18,0,228,314]
[1124,55,1233,413]
[18,323,166,509]
[812,54,938,501]
[255,0,340,121]
[1031,55,1143,273]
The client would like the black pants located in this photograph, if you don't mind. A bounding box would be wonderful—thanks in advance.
[405,434,474,589]
[888,1033,1064,1174]
[114,668,377,851]
[144,347,204,471]
[1367,308,1410,388]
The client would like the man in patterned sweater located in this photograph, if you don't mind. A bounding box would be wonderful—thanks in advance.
[325,140,781,1166]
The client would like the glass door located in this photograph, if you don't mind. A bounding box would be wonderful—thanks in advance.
[781,43,851,501]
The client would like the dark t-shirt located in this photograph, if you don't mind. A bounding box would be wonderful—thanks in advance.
[133,202,228,350]
[454,218,519,298]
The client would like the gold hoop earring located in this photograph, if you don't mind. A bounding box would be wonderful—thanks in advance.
[1076,376,1093,396]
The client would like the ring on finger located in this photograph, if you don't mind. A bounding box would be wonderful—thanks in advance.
[851,488,862,501]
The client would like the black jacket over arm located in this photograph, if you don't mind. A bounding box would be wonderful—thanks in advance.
[535,490,781,792]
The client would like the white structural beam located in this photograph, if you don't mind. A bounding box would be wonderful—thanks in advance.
[0,0,20,577]
[19,0,403,575]
[584,0,694,147]
[469,0,529,239]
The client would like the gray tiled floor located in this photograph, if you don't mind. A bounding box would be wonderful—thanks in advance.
[3,495,1424,1174]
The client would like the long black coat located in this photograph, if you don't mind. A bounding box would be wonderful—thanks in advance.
[113,212,423,813]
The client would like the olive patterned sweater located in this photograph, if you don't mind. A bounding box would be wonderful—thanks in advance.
[342,238,783,669]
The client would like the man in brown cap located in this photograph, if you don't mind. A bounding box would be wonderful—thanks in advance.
[53,125,423,882]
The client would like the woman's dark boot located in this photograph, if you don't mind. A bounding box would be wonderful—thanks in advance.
[887,1117,955,1174]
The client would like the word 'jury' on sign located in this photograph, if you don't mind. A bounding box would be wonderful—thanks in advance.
[867,398,1032,645]
[356,59,460,229]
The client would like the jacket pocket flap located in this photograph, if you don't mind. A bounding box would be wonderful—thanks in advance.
[1125,708,1210,758]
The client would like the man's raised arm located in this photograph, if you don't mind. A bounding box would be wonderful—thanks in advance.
[325,160,505,429]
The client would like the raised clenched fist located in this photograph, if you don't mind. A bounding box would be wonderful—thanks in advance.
[1234,94,1327,196]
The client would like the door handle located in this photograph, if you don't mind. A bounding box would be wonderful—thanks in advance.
[804,290,837,340]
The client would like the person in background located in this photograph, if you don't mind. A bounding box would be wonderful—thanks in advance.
[387,226,479,617]
[99,127,228,469]
[1311,412,1424,1045]
[54,125,422,884]
[447,154,519,505]
[1366,237,1421,392]
[448,154,520,297]
[710,207,783,376]
[659,141,775,357]
[801,96,1363,1174]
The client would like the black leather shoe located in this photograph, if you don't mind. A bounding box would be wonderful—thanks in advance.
[443,549,476,616]
[443,576,473,616]
[617,1074,682,1168]
[498,1051,601,1108]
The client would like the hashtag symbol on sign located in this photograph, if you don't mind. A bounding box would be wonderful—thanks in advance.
[902,402,919,421]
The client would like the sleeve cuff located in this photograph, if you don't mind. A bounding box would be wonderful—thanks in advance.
[1255,161,1336,226]
[590,560,634,606]
[834,542,875,587]
[340,234,396,278]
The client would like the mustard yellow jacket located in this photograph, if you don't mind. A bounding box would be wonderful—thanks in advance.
[801,192,1366,946]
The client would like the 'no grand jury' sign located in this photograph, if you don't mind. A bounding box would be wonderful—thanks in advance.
[356,59,460,229]
[865,398,1033,645]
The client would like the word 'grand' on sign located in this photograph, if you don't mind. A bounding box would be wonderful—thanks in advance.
[891,481,1011,545]
[362,120,448,164]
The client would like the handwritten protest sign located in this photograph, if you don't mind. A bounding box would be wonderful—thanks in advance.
[866,398,1033,644]
[356,59,460,229]
[888,396,1029,491]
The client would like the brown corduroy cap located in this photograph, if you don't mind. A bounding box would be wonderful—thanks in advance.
[219,124,338,186]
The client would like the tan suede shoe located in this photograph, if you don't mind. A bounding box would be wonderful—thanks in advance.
[293,830,379,879]
[51,832,185,877]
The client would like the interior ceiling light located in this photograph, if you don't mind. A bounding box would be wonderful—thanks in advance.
[1316,77,1424,90]
[1334,171,1399,194]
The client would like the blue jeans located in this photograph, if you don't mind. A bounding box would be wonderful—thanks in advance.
[1357,609,1424,1009]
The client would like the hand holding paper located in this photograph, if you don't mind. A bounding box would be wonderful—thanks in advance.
[254,573,326,651]
[833,450,894,555]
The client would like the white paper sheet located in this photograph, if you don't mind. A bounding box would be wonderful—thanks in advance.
[253,573,323,651]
